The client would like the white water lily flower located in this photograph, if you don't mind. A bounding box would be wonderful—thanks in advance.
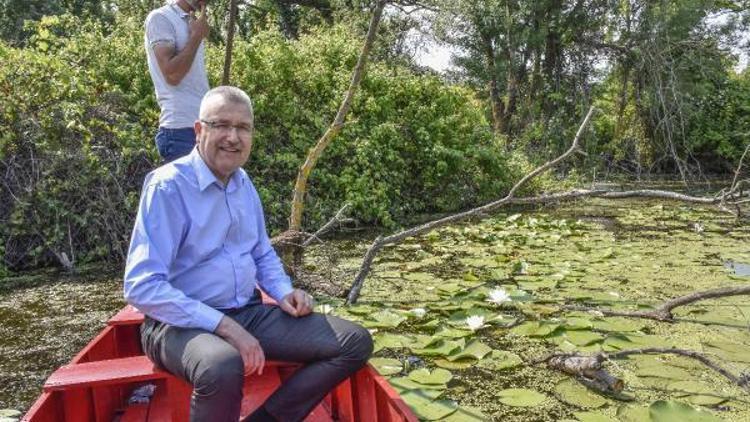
[465,315,486,331]
[318,304,334,314]
[487,288,512,306]
[409,308,427,318]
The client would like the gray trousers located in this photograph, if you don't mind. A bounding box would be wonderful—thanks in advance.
[140,300,373,422]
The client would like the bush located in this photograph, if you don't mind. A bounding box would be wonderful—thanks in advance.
[1,16,530,271]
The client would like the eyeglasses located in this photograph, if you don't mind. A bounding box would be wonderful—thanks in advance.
[200,120,253,136]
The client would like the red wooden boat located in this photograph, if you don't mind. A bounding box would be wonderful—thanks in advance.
[23,304,418,422]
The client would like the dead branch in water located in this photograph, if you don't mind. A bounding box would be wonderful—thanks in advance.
[301,204,352,247]
[536,347,750,397]
[565,285,750,322]
[342,105,747,305]
[344,106,598,304]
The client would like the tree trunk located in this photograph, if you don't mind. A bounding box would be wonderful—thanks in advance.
[284,0,387,269]
[482,32,504,134]
[222,0,238,85]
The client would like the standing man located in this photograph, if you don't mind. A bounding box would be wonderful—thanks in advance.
[124,86,373,422]
[145,0,211,161]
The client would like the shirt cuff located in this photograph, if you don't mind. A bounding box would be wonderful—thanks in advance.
[194,303,225,333]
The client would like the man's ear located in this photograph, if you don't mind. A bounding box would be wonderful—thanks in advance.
[194,120,202,139]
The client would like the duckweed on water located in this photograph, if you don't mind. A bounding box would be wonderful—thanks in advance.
[309,198,750,420]
[1,198,749,420]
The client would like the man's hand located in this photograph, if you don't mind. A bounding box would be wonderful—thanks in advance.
[279,289,314,317]
[188,3,210,42]
[214,316,265,375]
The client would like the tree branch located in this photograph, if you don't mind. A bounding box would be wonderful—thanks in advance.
[537,348,750,396]
[565,285,750,322]
[288,0,387,234]
[345,106,597,304]
[301,204,351,247]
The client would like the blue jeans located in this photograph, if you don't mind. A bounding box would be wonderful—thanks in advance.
[155,127,196,162]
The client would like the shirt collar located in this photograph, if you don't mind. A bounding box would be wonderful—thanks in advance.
[168,1,190,18]
[189,148,245,192]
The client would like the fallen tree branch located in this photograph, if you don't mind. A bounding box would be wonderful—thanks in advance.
[731,142,750,193]
[537,348,750,397]
[565,285,750,322]
[606,348,749,391]
[301,204,351,247]
[345,167,747,303]
[344,107,598,304]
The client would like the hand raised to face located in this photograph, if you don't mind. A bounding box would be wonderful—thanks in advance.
[188,2,209,41]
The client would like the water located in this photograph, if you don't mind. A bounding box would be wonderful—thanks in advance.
[726,261,750,277]
[0,271,123,411]
[0,193,747,417]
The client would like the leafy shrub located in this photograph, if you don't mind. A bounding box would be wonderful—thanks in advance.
[1,17,531,271]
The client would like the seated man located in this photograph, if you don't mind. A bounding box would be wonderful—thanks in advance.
[124,86,372,422]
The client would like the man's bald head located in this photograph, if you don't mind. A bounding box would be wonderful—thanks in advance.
[199,86,254,125]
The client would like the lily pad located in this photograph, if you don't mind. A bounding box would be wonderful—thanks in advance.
[564,330,605,347]
[703,340,750,363]
[573,411,617,422]
[446,339,492,362]
[667,380,728,406]
[373,333,412,350]
[591,318,646,332]
[408,368,453,385]
[617,405,652,422]
[412,339,465,357]
[476,350,523,371]
[435,326,476,339]
[554,379,608,408]
[634,359,692,380]
[401,390,458,420]
[389,377,446,391]
[648,400,724,422]
[438,406,487,421]
[363,310,407,329]
[496,388,547,407]
[434,358,477,370]
[369,358,403,376]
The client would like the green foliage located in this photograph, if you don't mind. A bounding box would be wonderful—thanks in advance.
[227,25,527,228]
[0,15,158,269]
[0,16,528,270]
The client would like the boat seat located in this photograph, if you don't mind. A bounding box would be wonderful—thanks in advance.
[44,355,169,391]
[44,355,293,392]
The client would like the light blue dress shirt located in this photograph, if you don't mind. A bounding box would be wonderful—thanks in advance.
[124,148,294,332]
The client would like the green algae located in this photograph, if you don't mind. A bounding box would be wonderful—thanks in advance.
[309,197,750,420]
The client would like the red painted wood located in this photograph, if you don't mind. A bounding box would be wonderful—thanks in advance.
[352,369,377,422]
[367,365,418,421]
[70,325,116,364]
[21,392,60,422]
[25,306,420,422]
[119,403,148,422]
[165,377,192,422]
[331,378,355,422]
[303,403,334,422]
[92,385,122,421]
[62,388,94,422]
[44,356,168,391]
[108,305,145,326]
[112,324,141,358]
[146,380,171,422]
[240,366,282,417]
